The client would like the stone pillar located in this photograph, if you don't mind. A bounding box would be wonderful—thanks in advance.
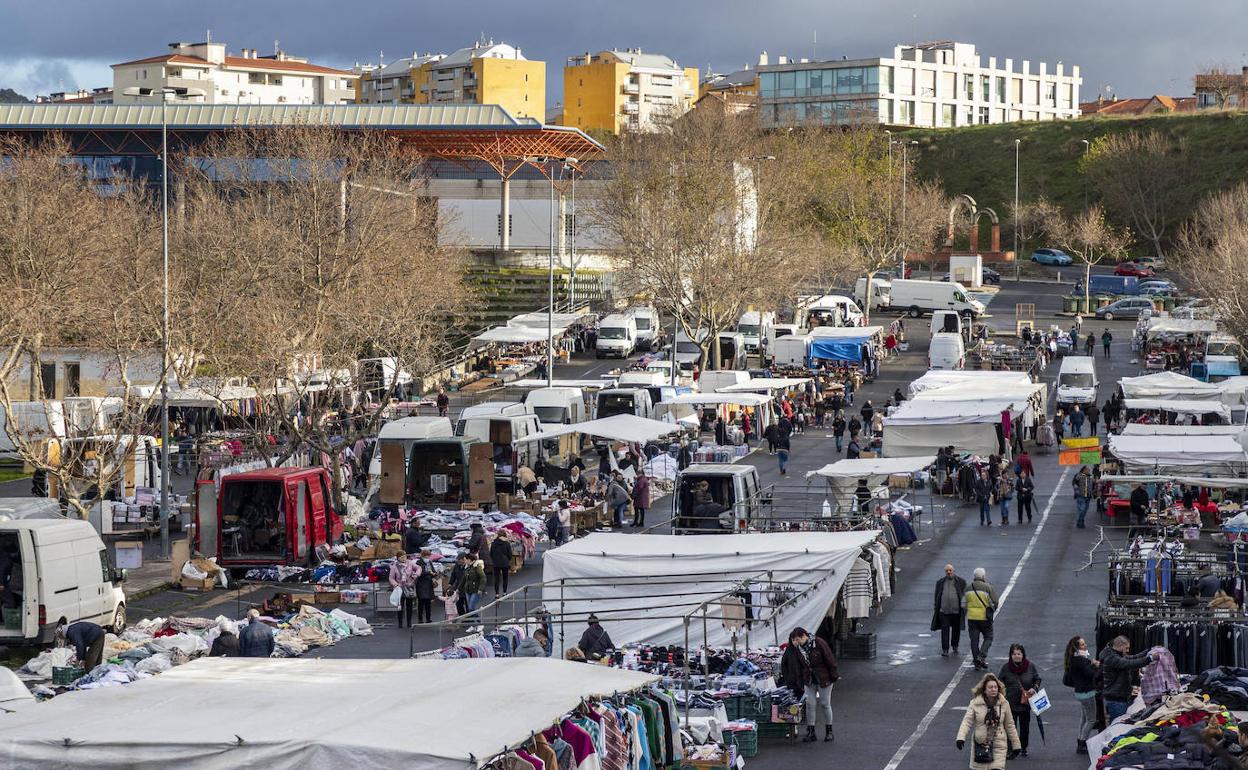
[500,177,511,250]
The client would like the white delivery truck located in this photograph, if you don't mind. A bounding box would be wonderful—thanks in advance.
[672,463,763,533]
[1056,356,1098,409]
[714,331,748,370]
[368,416,455,495]
[736,311,776,354]
[596,314,639,359]
[629,307,659,349]
[524,387,589,429]
[699,370,752,394]
[889,279,986,319]
[801,295,865,328]
[928,333,966,370]
[854,277,892,312]
[454,402,544,484]
[0,518,128,644]
[596,388,655,420]
[772,334,811,367]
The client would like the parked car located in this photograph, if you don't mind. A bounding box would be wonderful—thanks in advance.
[1136,256,1166,271]
[1138,284,1178,297]
[1094,296,1156,321]
[1114,261,1155,278]
[872,265,912,280]
[940,268,1000,285]
[1031,248,1073,266]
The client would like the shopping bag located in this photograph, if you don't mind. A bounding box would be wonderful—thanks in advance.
[1028,688,1051,716]
[389,587,402,607]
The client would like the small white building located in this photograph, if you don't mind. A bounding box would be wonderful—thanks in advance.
[758,41,1081,128]
[3,348,165,399]
[112,41,357,105]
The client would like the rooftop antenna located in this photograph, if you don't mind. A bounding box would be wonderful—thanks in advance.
[379,50,385,66]
[813,30,817,61]
[206,29,211,45]
[274,39,280,56]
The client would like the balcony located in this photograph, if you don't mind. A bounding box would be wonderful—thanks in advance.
[622,102,639,113]
[622,82,638,95]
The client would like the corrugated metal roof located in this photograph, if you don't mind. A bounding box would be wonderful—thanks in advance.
[0,103,541,130]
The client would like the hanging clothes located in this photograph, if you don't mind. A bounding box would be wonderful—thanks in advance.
[841,557,874,618]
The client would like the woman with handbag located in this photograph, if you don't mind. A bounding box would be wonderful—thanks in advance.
[997,644,1041,757]
[1063,635,1100,755]
[956,673,1022,769]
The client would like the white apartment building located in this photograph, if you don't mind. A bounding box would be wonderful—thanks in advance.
[355,54,443,104]
[112,41,357,105]
[563,49,700,134]
[758,42,1081,128]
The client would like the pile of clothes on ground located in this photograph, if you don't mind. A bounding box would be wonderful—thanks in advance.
[16,606,372,699]
[1091,669,1248,769]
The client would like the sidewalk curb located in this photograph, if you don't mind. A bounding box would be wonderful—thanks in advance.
[127,581,175,600]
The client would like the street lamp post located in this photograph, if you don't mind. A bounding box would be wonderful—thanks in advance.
[900,140,918,278]
[123,85,203,560]
[1014,138,1021,282]
[1079,139,1090,213]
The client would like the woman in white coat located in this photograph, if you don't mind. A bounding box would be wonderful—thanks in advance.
[956,673,1022,770]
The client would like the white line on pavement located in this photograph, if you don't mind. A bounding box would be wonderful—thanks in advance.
[881,465,1073,770]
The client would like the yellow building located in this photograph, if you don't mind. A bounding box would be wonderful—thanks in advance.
[562,48,699,134]
[414,41,544,121]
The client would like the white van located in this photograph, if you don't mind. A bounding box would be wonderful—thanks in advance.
[368,416,455,489]
[596,388,655,420]
[0,518,128,644]
[930,310,964,338]
[715,331,749,370]
[673,463,763,533]
[928,333,966,370]
[890,279,986,319]
[62,397,122,435]
[617,371,667,389]
[772,334,811,367]
[596,314,639,359]
[736,311,776,354]
[803,295,864,328]
[699,370,752,394]
[1056,356,1098,408]
[854,277,892,312]
[629,307,659,348]
[524,387,588,429]
[454,402,544,473]
[768,323,800,348]
[0,401,66,461]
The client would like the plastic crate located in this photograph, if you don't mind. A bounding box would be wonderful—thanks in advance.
[723,727,758,757]
[735,695,774,721]
[722,694,745,720]
[757,722,798,740]
[838,632,877,660]
[51,666,84,686]
[1,608,20,630]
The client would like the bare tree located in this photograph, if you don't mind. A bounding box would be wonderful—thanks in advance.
[175,126,465,505]
[1044,205,1131,310]
[1194,64,1244,109]
[1081,131,1192,259]
[590,108,809,368]
[1175,183,1248,339]
[1010,198,1059,262]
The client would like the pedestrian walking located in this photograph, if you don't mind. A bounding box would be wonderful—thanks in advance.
[870,410,884,438]
[1086,402,1101,436]
[631,473,651,527]
[845,435,861,460]
[489,532,513,595]
[389,552,420,628]
[776,431,791,476]
[1101,328,1113,358]
[974,469,994,526]
[764,421,778,455]
[606,472,631,527]
[832,411,847,453]
[1098,635,1157,724]
[780,627,838,744]
[1070,404,1085,437]
[860,400,874,426]
[847,415,862,441]
[1072,465,1095,528]
[962,567,999,670]
[436,388,450,417]
[413,550,436,624]
[996,470,1015,525]
[932,564,967,657]
[956,674,1022,768]
[1063,636,1100,755]
[998,644,1041,758]
[456,553,486,616]
[1016,473,1035,523]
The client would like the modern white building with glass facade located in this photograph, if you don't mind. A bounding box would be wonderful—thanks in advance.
[757,42,1080,128]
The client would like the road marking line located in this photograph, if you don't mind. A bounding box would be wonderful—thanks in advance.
[881,465,1071,770]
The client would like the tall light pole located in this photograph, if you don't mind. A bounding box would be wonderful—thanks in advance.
[547,158,557,387]
[1079,138,1090,214]
[900,140,918,278]
[1014,138,1021,281]
[567,161,577,312]
[885,131,893,238]
[123,85,203,560]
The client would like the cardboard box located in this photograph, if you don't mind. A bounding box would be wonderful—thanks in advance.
[313,589,341,604]
[469,459,496,502]
[375,541,404,559]
[180,576,214,592]
[290,592,317,606]
[469,442,493,463]
[496,493,512,513]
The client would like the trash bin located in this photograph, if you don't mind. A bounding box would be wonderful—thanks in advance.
[1063,297,1078,314]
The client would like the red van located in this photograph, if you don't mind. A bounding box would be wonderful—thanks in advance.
[195,467,343,567]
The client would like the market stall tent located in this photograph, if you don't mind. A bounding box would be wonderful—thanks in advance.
[1118,371,1223,401]
[525,413,683,444]
[1122,398,1232,420]
[1107,434,1248,472]
[717,377,811,393]
[1145,318,1218,337]
[1120,424,1245,436]
[470,325,554,347]
[542,531,879,651]
[807,325,884,363]
[806,456,936,509]
[907,370,1035,397]
[0,657,657,769]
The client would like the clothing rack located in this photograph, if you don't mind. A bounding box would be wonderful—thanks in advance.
[1096,604,1248,675]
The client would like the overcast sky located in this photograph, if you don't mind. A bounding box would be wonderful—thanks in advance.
[1,0,1239,104]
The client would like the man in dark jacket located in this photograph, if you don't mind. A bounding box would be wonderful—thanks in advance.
[403,518,430,555]
[209,620,240,657]
[933,564,967,657]
[1129,483,1151,525]
[578,614,615,660]
[60,621,105,670]
[238,610,275,658]
[1073,466,1096,529]
[489,533,513,595]
[974,470,994,526]
[1098,636,1156,723]
[1086,403,1101,436]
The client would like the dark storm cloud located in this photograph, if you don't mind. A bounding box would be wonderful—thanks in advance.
[0,0,1242,101]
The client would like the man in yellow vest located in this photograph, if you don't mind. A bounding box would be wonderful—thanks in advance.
[962,567,999,671]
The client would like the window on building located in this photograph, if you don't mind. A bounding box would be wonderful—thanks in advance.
[64,362,80,398]
[865,66,880,93]
[964,105,973,125]
[880,66,893,93]
[168,68,181,78]
[981,75,990,102]
[808,69,825,96]
[141,69,147,80]
[249,73,264,84]
[777,71,796,98]
[899,100,914,125]
[996,77,1006,102]
[759,72,776,98]
[795,70,809,96]
[38,363,56,399]
[941,103,954,127]
[271,76,282,86]
[977,106,989,124]
[564,213,576,241]
[963,73,974,100]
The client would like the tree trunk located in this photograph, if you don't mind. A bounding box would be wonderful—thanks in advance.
[863,274,874,323]
[1084,263,1092,313]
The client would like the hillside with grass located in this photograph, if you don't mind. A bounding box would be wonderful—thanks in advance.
[900,111,1248,256]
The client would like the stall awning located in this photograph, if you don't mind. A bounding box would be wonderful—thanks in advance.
[809,325,884,338]
[525,414,683,444]
[1118,371,1223,400]
[662,392,773,406]
[885,399,1019,425]
[1121,424,1245,437]
[0,657,657,769]
[507,311,585,329]
[806,456,937,479]
[1123,398,1231,419]
[718,377,811,393]
[508,379,616,390]
[908,371,1034,397]
[542,531,880,650]
[1100,474,1248,489]
[1146,318,1218,337]
[1108,434,1248,469]
[470,326,553,346]
[165,385,258,408]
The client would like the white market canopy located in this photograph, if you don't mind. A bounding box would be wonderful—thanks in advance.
[508,311,585,329]
[1108,434,1248,471]
[1118,371,1223,401]
[470,326,553,347]
[165,384,259,408]
[525,414,684,444]
[508,378,616,390]
[1123,398,1231,419]
[886,398,1019,425]
[806,456,937,479]
[808,325,885,338]
[907,370,1034,397]
[0,657,657,769]
[1146,318,1218,337]
[1121,424,1245,437]
[542,531,880,651]
[718,377,811,393]
[663,392,773,406]
[1100,474,1248,490]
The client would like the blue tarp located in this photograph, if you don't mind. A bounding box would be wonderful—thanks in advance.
[809,335,869,363]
